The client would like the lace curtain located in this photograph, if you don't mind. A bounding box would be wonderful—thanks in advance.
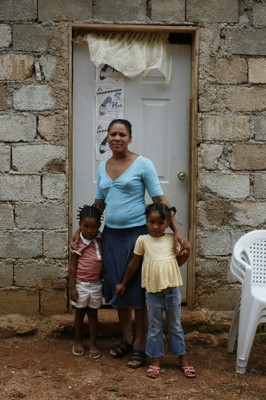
[76,31,172,83]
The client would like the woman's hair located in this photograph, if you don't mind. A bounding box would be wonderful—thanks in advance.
[145,202,172,223]
[77,204,102,224]
[107,119,132,137]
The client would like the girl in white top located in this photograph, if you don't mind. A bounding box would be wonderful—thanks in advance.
[116,203,196,379]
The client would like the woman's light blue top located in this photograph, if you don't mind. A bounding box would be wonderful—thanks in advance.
[96,155,163,228]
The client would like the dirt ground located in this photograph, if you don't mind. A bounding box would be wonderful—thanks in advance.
[0,331,265,400]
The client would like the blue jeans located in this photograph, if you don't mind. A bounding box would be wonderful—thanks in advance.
[145,287,186,358]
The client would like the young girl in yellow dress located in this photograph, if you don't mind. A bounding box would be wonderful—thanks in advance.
[116,203,196,379]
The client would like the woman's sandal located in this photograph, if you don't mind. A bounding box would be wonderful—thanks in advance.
[181,365,196,378]
[89,349,101,360]
[109,340,133,359]
[146,365,160,379]
[127,349,147,369]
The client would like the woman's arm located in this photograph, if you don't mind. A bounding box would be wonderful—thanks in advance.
[116,254,143,296]
[94,199,106,214]
[152,195,191,255]
[176,239,191,266]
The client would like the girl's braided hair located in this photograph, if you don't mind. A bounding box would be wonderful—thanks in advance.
[145,202,176,223]
[77,204,102,224]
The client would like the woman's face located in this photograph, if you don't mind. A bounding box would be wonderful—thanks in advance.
[107,123,132,153]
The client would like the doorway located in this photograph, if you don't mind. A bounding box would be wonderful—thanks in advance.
[70,25,198,307]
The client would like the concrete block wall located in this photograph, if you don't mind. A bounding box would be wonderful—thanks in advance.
[0,0,265,314]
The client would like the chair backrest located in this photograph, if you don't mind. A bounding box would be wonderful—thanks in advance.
[232,230,266,287]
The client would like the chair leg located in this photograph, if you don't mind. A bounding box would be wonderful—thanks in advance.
[227,297,241,353]
[236,300,261,374]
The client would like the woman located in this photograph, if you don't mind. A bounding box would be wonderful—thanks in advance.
[71,119,189,368]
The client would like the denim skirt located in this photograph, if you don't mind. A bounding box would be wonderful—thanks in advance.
[102,225,147,308]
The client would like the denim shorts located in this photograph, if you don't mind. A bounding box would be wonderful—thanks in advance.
[145,287,186,358]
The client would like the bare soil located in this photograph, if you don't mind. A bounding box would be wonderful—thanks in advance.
[0,333,265,400]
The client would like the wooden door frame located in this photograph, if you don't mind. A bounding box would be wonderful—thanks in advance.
[69,23,199,310]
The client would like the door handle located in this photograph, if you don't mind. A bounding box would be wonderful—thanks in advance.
[177,171,187,181]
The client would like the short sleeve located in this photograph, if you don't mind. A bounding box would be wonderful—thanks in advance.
[134,235,145,256]
[141,158,163,198]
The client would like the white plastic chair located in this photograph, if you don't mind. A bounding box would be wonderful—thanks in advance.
[227,230,266,374]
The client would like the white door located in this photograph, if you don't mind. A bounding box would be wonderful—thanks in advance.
[72,41,191,301]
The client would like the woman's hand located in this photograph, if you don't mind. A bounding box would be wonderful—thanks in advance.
[180,239,191,257]
[116,283,126,296]
[69,229,80,253]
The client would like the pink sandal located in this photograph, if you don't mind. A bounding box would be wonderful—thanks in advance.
[181,365,196,378]
[146,365,160,379]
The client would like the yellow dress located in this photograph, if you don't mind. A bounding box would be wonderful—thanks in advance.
[134,233,183,293]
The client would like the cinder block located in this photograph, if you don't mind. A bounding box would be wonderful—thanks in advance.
[0,288,39,315]
[151,0,185,21]
[15,202,67,230]
[187,0,238,22]
[0,115,36,142]
[214,58,247,84]
[12,144,65,173]
[0,145,10,172]
[253,3,266,27]
[0,175,41,201]
[0,54,34,81]
[231,144,266,170]
[201,115,250,141]
[13,24,52,52]
[38,112,68,144]
[14,262,67,288]
[0,24,12,48]
[38,0,92,21]
[228,28,266,55]
[0,232,42,259]
[0,203,13,229]
[198,229,234,257]
[93,0,146,21]
[254,173,266,199]
[0,0,37,21]
[203,86,266,113]
[198,172,250,199]
[197,197,233,229]
[199,144,223,170]
[0,85,7,110]
[39,55,57,81]
[249,59,266,83]
[233,202,266,227]
[198,286,240,311]
[40,289,67,315]
[0,261,13,287]
[251,116,266,141]
[42,173,66,199]
[44,231,68,258]
[13,85,54,111]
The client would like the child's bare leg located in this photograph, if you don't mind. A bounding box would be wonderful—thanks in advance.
[179,353,189,367]
[179,354,196,378]
[86,307,101,358]
[73,307,87,355]
[149,357,160,367]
